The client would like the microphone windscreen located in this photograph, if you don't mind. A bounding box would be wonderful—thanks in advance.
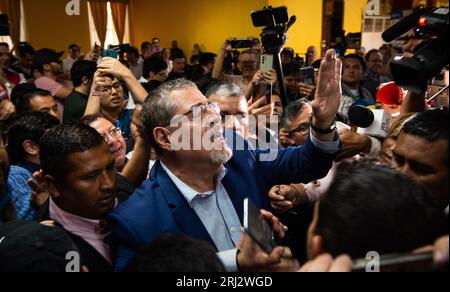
[348,106,374,128]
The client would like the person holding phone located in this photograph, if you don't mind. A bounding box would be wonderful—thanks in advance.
[108,49,343,272]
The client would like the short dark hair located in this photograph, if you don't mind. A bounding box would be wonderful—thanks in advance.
[283,62,301,77]
[401,108,449,164]
[70,60,97,87]
[127,46,140,57]
[365,49,381,62]
[7,112,60,165]
[343,54,367,71]
[10,83,37,108]
[68,44,80,51]
[40,123,106,183]
[141,41,151,54]
[142,56,167,79]
[17,43,35,58]
[280,99,309,130]
[315,160,447,259]
[122,235,225,272]
[198,52,217,67]
[171,50,186,61]
[16,89,53,114]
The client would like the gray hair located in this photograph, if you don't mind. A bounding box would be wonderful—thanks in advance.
[142,78,197,154]
[280,99,310,130]
[205,83,244,99]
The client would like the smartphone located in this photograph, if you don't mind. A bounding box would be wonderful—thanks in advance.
[252,80,273,106]
[230,39,253,49]
[352,251,435,272]
[243,198,276,253]
[300,66,316,86]
[103,49,118,59]
[260,54,274,74]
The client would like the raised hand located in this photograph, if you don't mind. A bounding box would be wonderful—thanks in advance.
[310,49,342,130]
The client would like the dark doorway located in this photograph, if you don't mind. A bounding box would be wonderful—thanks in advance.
[321,0,345,56]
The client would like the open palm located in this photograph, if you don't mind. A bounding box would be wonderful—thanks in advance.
[311,49,342,125]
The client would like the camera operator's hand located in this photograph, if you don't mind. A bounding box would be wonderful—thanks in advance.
[335,129,372,162]
[310,49,342,141]
[279,128,297,147]
[263,69,277,84]
[98,57,131,79]
[299,83,316,99]
[237,232,299,272]
[237,210,298,272]
[299,254,353,272]
[248,96,274,128]
[84,50,100,63]
[222,38,235,52]
[90,70,112,95]
[269,184,308,213]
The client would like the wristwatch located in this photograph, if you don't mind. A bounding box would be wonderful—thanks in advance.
[309,113,337,134]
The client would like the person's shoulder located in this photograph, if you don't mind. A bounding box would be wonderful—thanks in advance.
[7,166,32,181]
[110,177,161,219]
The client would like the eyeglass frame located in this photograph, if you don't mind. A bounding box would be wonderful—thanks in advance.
[286,123,310,136]
[101,128,122,144]
[164,101,221,127]
[102,81,124,94]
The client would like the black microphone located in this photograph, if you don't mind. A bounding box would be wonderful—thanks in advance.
[382,7,430,42]
[348,106,374,128]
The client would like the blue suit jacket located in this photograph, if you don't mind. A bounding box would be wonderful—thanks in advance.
[108,132,337,270]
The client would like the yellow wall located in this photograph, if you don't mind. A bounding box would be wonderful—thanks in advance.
[268,0,367,56]
[268,0,323,57]
[22,0,91,56]
[343,0,366,34]
[20,0,367,59]
[129,0,268,57]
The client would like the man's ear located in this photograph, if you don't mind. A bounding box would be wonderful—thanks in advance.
[22,140,39,157]
[82,76,90,86]
[153,127,172,152]
[44,175,62,199]
[310,235,327,260]
[43,64,51,72]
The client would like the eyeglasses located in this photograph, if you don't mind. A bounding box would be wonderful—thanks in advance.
[165,101,220,126]
[0,131,8,149]
[101,128,122,144]
[287,123,310,136]
[102,82,123,94]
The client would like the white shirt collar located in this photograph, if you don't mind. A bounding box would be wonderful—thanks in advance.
[160,162,227,207]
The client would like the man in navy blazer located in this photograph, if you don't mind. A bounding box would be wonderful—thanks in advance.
[108,50,343,272]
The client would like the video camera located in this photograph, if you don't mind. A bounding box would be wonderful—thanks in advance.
[250,6,297,107]
[382,7,449,93]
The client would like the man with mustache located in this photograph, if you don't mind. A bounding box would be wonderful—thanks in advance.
[109,49,343,272]
[39,123,118,271]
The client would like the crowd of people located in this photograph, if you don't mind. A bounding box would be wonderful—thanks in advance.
[0,32,448,272]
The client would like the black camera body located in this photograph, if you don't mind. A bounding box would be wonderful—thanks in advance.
[250,6,296,108]
[251,6,293,54]
[384,7,449,93]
